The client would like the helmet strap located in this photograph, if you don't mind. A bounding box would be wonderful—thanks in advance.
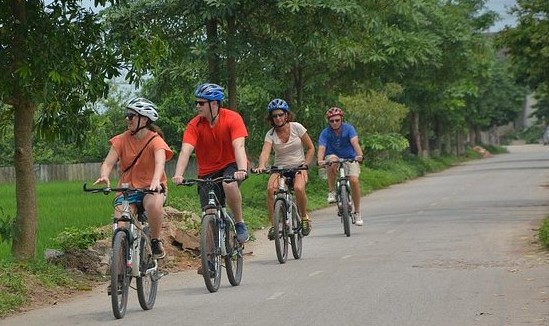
[131,116,149,135]
[208,102,219,124]
[274,119,288,129]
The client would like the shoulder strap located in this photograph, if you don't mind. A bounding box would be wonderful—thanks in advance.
[122,135,158,174]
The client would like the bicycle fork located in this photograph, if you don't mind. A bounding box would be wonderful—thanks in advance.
[286,195,295,236]
[219,209,228,257]
[112,217,141,277]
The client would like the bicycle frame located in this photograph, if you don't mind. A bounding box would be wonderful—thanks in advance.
[256,166,307,263]
[336,165,351,211]
[184,176,236,256]
[274,174,292,232]
[83,183,163,318]
[326,159,356,236]
[114,192,149,277]
[179,176,243,292]
[83,184,160,276]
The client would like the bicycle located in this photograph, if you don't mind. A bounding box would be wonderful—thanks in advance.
[178,176,244,293]
[83,184,163,319]
[254,165,307,264]
[325,159,357,237]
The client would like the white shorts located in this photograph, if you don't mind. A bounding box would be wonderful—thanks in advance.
[325,155,360,177]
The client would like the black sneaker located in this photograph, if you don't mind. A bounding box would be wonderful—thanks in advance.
[267,226,275,241]
[235,222,249,243]
[197,261,215,277]
[301,218,311,236]
[151,239,166,259]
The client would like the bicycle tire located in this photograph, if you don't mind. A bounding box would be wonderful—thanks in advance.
[273,200,288,264]
[290,201,303,259]
[200,213,221,292]
[136,227,158,310]
[340,185,351,237]
[111,230,130,319]
[224,214,243,286]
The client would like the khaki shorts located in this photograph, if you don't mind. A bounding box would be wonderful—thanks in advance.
[325,155,360,177]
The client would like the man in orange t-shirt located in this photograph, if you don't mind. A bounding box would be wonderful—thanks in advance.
[172,83,249,243]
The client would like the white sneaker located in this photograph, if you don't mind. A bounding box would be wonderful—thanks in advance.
[327,192,336,204]
[354,212,363,226]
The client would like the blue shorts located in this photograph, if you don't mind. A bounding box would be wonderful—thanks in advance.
[114,192,145,206]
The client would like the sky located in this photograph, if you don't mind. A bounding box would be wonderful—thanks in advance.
[484,0,518,32]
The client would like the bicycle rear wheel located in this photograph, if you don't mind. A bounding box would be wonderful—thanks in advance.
[290,201,303,259]
[224,214,243,286]
[137,227,158,310]
[273,200,288,264]
[340,186,351,237]
[200,214,221,292]
[111,230,130,319]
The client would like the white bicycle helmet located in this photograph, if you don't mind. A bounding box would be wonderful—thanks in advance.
[126,97,159,122]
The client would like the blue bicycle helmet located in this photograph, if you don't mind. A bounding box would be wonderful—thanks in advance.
[267,98,289,112]
[194,83,225,101]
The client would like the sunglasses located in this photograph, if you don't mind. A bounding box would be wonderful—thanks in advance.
[329,119,341,123]
[271,113,286,118]
[195,100,209,106]
[125,113,137,120]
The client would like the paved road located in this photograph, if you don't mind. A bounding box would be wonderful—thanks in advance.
[2,145,549,326]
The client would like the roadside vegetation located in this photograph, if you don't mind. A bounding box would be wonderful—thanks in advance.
[0,148,492,318]
[538,219,549,250]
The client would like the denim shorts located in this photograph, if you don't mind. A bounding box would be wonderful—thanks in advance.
[114,191,145,206]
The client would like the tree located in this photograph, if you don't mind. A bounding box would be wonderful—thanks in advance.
[498,0,549,93]
[498,0,549,128]
[0,0,121,260]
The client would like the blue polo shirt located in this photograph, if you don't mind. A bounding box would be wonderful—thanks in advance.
[318,123,358,159]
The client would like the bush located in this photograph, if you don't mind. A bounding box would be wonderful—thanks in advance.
[52,227,107,252]
[539,218,549,249]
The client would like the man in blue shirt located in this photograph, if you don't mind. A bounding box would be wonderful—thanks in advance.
[317,107,364,226]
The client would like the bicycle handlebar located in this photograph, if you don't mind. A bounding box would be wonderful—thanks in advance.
[83,183,165,195]
[251,165,308,174]
[176,175,239,187]
[325,158,359,166]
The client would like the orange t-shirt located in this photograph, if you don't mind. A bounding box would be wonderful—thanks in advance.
[183,108,248,176]
[110,130,174,189]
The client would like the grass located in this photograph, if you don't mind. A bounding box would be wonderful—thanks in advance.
[538,218,549,249]
[0,147,496,317]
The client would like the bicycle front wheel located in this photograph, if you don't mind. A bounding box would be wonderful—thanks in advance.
[224,214,243,286]
[273,200,288,264]
[340,186,351,237]
[200,214,222,292]
[136,227,158,310]
[111,230,131,319]
[290,201,303,259]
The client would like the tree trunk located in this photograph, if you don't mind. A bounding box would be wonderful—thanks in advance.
[12,98,38,260]
[226,16,237,110]
[10,0,37,260]
[432,118,442,157]
[443,132,453,155]
[292,65,304,106]
[455,131,465,156]
[206,19,220,84]
[420,115,429,158]
[410,112,422,156]
[468,127,482,146]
